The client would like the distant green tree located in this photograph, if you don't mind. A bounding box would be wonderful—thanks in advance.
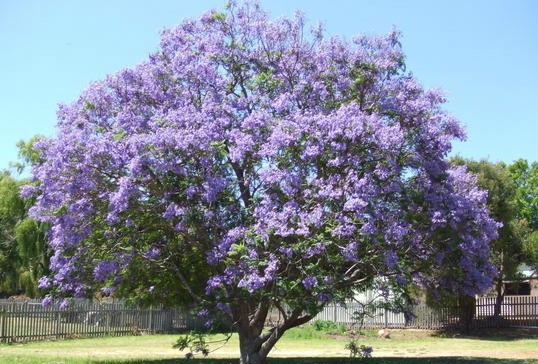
[509,159,538,271]
[0,137,50,298]
[0,172,49,297]
[452,157,524,316]
[523,231,538,272]
[0,171,25,295]
[14,136,46,174]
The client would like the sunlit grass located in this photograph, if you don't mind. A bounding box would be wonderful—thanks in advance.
[1,327,537,364]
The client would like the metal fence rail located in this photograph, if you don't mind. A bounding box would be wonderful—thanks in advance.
[313,301,456,329]
[314,295,538,330]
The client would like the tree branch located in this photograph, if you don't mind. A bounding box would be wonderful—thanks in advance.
[259,309,316,357]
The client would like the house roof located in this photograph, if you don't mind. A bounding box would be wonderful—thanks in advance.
[517,264,537,279]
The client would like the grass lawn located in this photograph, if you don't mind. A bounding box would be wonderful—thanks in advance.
[0,326,537,364]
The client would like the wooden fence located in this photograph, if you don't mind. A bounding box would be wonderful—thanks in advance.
[474,295,538,328]
[0,299,203,343]
[1,295,537,342]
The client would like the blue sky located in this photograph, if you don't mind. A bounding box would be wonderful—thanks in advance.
[1,0,536,173]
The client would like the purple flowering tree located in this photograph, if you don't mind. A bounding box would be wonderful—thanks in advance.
[26,2,498,363]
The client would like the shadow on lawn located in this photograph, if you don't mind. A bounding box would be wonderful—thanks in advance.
[94,358,536,364]
[440,327,538,342]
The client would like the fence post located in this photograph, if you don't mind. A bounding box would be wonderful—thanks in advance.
[149,306,153,333]
[106,309,111,336]
[333,304,337,323]
[56,311,61,340]
[0,311,4,342]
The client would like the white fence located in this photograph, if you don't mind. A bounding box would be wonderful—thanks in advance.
[314,296,538,330]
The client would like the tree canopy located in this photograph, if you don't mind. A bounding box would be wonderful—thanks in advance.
[509,159,538,231]
[509,159,538,271]
[26,2,498,363]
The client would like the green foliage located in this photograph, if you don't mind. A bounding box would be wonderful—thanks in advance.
[174,331,233,359]
[311,320,346,334]
[523,231,538,271]
[509,159,538,231]
[0,137,51,297]
[345,340,373,358]
[14,136,46,174]
[0,172,49,297]
[280,325,340,341]
[209,11,227,23]
[112,128,127,141]
[508,159,538,270]
[174,332,210,359]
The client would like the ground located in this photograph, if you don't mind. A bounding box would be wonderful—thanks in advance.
[1,327,538,363]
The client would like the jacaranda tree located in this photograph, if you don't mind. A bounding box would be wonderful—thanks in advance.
[26,2,498,363]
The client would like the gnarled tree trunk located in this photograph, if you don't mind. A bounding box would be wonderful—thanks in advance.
[238,330,267,364]
[233,301,315,364]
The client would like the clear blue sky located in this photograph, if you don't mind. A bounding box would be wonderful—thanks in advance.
[1,0,537,172]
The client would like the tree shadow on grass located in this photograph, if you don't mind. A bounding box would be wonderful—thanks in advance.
[435,327,538,342]
[93,357,537,364]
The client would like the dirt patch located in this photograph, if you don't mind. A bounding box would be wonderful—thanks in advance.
[328,329,437,341]
[381,329,437,340]
[325,332,348,340]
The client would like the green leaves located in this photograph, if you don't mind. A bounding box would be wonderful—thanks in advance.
[210,140,228,159]
[509,159,538,230]
[523,231,538,270]
[112,128,127,141]
[83,100,96,111]
[0,173,49,297]
[174,332,210,358]
[209,11,227,23]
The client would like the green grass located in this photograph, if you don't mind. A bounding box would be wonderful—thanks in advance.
[0,357,536,364]
[1,327,537,364]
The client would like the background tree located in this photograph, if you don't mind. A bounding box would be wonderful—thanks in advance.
[0,171,49,297]
[523,231,538,272]
[26,3,498,364]
[451,157,525,317]
[0,171,24,295]
[509,159,538,231]
[508,159,538,272]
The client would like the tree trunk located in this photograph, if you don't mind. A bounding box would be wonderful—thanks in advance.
[458,295,475,334]
[493,278,504,325]
[238,330,267,364]
[233,301,315,364]
[494,254,505,319]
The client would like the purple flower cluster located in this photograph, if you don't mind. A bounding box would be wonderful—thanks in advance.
[93,260,119,283]
[302,276,318,290]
